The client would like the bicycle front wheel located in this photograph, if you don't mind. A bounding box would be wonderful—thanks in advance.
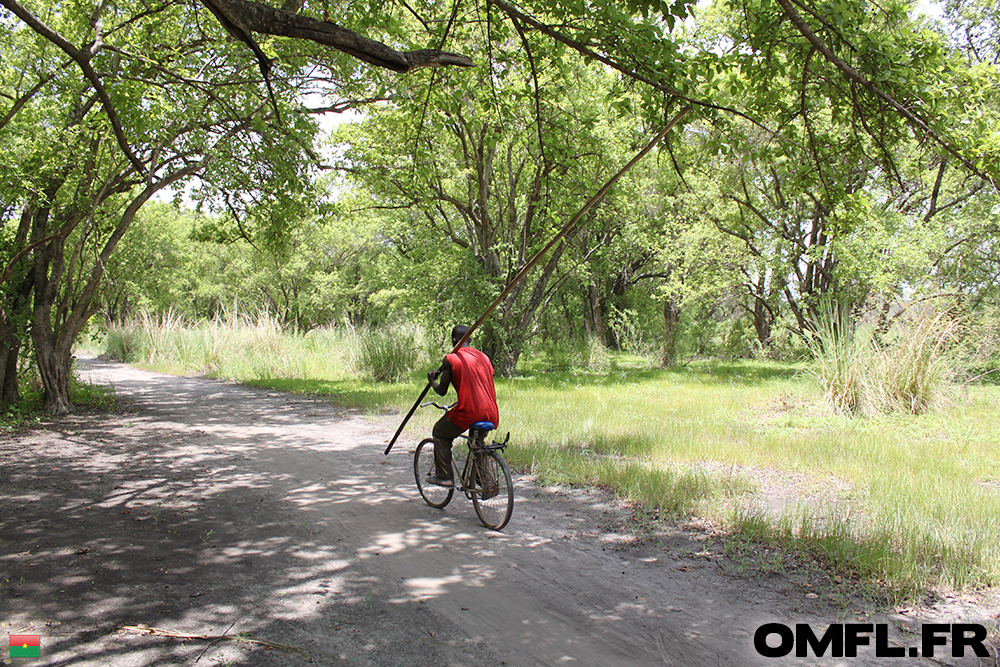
[471,450,514,530]
[414,438,453,509]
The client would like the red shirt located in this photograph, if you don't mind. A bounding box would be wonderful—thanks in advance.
[445,347,499,431]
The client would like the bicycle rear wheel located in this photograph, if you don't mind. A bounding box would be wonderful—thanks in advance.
[471,450,514,530]
[414,438,453,508]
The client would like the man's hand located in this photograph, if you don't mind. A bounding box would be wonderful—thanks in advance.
[429,359,451,396]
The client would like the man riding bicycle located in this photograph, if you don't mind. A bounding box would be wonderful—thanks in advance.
[425,325,499,488]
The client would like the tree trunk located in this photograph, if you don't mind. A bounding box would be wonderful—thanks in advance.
[588,281,607,346]
[480,245,569,376]
[34,333,73,415]
[752,296,774,349]
[0,339,22,410]
[0,288,31,411]
[661,298,681,367]
[579,279,595,340]
[480,323,520,377]
[0,288,32,410]
[482,335,520,377]
[0,205,39,410]
[31,229,75,415]
[490,239,570,376]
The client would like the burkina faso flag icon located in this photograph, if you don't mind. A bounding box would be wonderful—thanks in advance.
[10,635,41,658]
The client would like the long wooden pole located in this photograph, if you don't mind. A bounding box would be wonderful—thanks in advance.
[384,106,691,455]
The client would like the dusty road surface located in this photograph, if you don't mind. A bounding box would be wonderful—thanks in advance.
[1,357,997,666]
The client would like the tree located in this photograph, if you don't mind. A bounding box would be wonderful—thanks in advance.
[0,0,495,412]
[944,0,1000,64]
[0,0,321,412]
[4,0,997,408]
[335,39,671,372]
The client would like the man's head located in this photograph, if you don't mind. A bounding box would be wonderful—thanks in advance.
[451,325,470,347]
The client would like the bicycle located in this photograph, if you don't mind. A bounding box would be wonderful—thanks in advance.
[413,402,514,531]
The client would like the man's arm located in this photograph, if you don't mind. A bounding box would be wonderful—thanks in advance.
[428,357,452,396]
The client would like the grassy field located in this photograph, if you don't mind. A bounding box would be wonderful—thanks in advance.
[83,316,1000,602]
[503,363,1000,600]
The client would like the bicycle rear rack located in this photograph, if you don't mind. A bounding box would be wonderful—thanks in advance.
[470,430,509,451]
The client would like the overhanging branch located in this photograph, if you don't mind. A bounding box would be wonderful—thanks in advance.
[0,0,146,174]
[488,0,796,148]
[199,0,475,72]
[774,0,997,188]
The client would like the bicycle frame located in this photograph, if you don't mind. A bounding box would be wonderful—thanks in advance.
[454,428,509,499]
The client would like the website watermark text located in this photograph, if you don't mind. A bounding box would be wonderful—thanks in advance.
[754,622,992,659]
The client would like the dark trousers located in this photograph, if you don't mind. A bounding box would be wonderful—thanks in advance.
[432,413,465,480]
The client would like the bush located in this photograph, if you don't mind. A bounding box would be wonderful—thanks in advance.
[354,324,421,382]
[809,306,958,417]
[103,323,140,362]
[579,335,611,373]
[954,310,1000,384]
[608,307,649,356]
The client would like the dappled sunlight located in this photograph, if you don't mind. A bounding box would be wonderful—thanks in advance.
[402,573,465,599]
[294,474,403,505]
[9,356,963,667]
[399,563,497,601]
[5,358,553,665]
[355,524,443,558]
[353,520,506,565]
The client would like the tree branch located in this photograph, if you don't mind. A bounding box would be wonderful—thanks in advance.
[199,0,475,72]
[0,71,59,131]
[304,97,391,113]
[774,0,997,187]
[0,0,146,174]
[488,0,789,141]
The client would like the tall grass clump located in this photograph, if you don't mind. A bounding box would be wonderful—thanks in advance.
[353,322,423,382]
[809,306,958,417]
[808,307,866,415]
[578,335,611,373]
[100,309,358,380]
[104,310,198,367]
[867,312,959,415]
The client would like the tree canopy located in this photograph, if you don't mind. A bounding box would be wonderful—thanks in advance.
[2,0,999,411]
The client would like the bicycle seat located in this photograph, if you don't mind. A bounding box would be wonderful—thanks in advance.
[470,421,495,432]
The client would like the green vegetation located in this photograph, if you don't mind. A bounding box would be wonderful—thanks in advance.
[507,360,1000,601]
[5,0,1000,415]
[808,305,961,417]
[1,362,117,433]
[97,312,435,399]
[5,0,1000,608]
[91,314,1000,602]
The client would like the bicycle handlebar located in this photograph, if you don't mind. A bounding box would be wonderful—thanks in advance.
[420,401,454,411]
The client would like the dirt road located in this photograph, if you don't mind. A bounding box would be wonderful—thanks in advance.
[1,357,996,666]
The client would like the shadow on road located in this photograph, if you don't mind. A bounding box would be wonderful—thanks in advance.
[1,358,517,666]
[7,358,987,667]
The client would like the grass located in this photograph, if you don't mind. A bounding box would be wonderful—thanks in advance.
[808,306,958,418]
[84,314,1000,603]
[501,362,1000,594]
[96,312,431,385]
